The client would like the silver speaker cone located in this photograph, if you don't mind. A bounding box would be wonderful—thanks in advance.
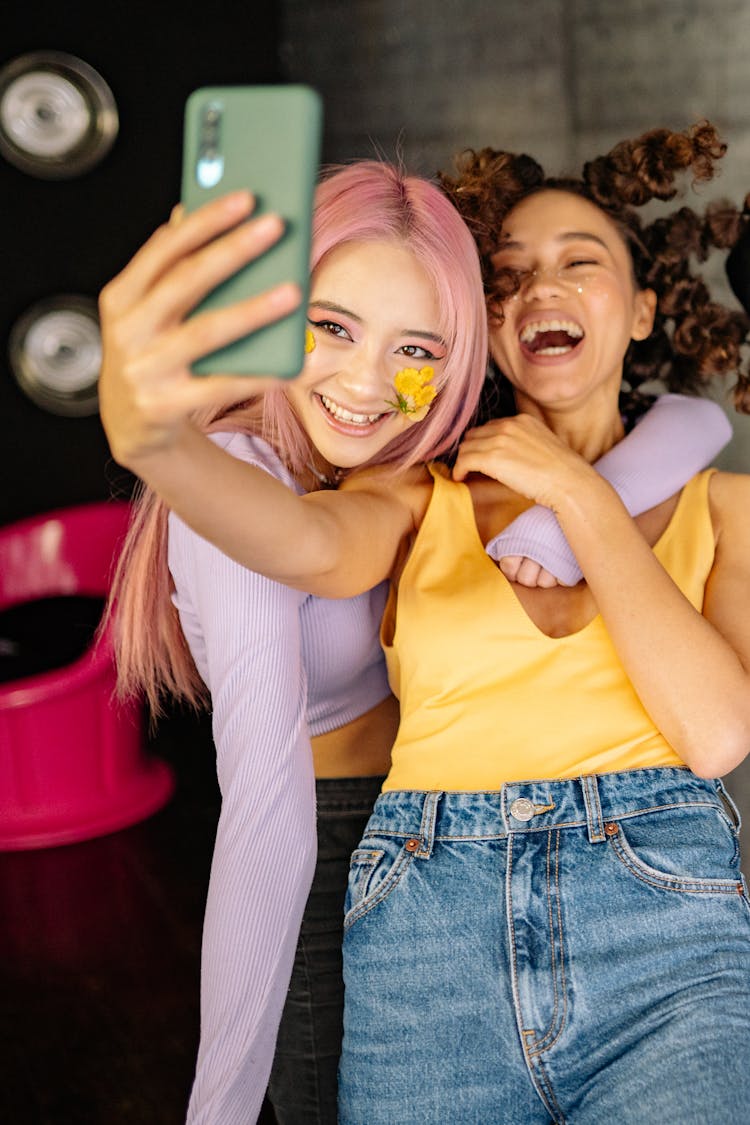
[0,52,118,178]
[9,296,102,416]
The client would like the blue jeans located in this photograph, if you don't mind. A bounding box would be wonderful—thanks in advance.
[267,774,385,1125]
[339,768,750,1124]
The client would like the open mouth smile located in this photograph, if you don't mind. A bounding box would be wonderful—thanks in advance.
[519,318,584,357]
[318,393,390,429]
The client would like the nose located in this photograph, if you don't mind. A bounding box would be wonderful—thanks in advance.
[336,347,392,401]
[515,265,583,301]
[517,264,566,300]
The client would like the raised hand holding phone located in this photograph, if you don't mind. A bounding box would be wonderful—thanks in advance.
[99,84,322,469]
[98,190,301,469]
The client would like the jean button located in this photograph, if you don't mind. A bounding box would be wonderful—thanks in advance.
[510,797,535,822]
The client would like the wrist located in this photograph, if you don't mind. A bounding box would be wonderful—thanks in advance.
[552,469,623,529]
[121,418,198,476]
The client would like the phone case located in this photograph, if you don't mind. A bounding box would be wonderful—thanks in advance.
[181,85,322,377]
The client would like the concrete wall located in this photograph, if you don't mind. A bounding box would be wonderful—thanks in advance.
[281,0,750,467]
[280,0,750,834]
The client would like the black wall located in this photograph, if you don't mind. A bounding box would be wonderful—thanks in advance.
[1,3,281,525]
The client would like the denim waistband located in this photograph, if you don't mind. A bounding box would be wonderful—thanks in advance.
[366,768,731,847]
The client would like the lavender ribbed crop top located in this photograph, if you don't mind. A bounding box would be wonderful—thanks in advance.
[171,431,390,739]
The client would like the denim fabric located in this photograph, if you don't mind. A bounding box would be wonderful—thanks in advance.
[267,774,385,1125]
[339,768,750,1125]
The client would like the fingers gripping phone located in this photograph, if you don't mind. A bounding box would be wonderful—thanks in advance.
[181,85,322,377]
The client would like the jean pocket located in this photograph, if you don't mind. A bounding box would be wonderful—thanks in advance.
[606,805,745,895]
[343,836,416,930]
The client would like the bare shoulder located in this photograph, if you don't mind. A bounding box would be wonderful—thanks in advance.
[708,469,750,509]
[339,462,434,524]
[708,470,750,550]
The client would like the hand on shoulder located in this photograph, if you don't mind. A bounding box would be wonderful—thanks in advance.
[453,414,604,512]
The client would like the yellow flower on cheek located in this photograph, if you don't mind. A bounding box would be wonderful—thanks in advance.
[387,365,437,422]
[304,329,316,354]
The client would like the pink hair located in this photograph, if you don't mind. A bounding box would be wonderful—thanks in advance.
[108,160,487,713]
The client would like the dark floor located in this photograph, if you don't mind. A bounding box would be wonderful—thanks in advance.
[0,708,278,1125]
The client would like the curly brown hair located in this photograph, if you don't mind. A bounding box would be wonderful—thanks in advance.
[439,122,750,414]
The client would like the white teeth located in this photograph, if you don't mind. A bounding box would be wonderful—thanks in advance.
[320,394,383,425]
[519,319,584,343]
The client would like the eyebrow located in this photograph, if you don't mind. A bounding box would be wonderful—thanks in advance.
[308,300,446,344]
[498,231,609,252]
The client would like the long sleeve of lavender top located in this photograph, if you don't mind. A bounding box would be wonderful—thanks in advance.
[169,433,389,1125]
[170,437,316,1125]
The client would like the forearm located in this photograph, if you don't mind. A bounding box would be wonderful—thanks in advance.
[554,477,750,777]
[133,422,412,597]
[176,528,317,1124]
[132,422,340,589]
[188,740,316,1125]
[596,394,732,511]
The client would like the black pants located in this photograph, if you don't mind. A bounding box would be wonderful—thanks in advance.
[266,775,386,1125]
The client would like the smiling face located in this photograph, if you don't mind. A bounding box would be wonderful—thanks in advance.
[488,190,656,419]
[285,239,447,471]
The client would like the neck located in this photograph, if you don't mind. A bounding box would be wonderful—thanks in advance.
[514,389,625,462]
[304,455,342,491]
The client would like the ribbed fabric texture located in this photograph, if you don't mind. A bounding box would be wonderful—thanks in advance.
[168,433,390,1125]
[486,394,732,584]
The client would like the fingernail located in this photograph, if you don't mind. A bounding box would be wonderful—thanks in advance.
[225,190,255,214]
[268,282,301,308]
[252,213,285,240]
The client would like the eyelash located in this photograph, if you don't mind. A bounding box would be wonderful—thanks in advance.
[497,259,599,274]
[308,317,352,341]
[308,320,439,360]
[398,343,438,360]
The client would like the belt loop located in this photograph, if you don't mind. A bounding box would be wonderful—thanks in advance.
[580,775,605,843]
[416,791,442,858]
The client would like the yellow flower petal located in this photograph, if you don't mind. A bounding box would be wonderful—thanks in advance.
[389,365,437,422]
[394,368,421,396]
[408,403,432,422]
[304,329,316,354]
[413,385,437,408]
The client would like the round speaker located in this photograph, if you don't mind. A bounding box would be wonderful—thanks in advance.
[9,295,102,416]
[0,51,118,178]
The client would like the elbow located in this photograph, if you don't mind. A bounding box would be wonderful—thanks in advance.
[683,723,750,780]
[696,396,734,450]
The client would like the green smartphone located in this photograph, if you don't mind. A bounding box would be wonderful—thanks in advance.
[181,85,322,377]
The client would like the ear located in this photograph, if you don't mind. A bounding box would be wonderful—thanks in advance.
[631,287,657,341]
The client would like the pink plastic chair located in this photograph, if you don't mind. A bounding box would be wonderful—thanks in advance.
[0,502,174,849]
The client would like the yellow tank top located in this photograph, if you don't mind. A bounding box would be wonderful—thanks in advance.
[381,468,716,791]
